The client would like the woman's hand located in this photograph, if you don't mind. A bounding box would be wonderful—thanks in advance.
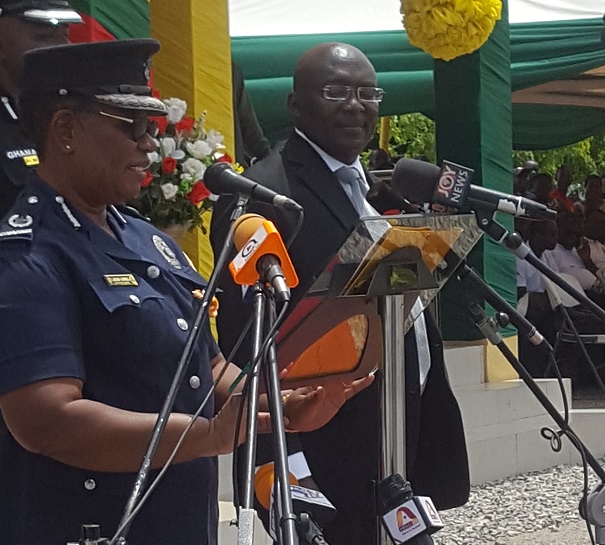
[282,374,375,433]
[207,393,273,455]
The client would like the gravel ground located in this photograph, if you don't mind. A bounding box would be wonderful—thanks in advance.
[434,460,603,545]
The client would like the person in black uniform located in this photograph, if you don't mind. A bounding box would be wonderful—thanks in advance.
[232,61,271,167]
[211,42,470,545]
[0,0,81,219]
[0,39,373,545]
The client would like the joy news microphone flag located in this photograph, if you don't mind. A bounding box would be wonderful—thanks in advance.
[392,158,556,220]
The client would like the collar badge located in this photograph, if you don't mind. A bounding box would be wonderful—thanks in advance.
[152,234,182,269]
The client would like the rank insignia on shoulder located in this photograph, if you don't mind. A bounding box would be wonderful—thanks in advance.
[0,227,33,240]
[23,154,40,167]
[8,214,33,229]
[103,274,139,287]
[152,234,182,270]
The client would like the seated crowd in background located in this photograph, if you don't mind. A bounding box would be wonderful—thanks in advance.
[514,162,605,381]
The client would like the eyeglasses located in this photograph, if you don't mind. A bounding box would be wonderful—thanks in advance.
[98,111,159,141]
[322,85,385,103]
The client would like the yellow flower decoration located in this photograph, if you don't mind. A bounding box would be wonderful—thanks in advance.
[401,0,502,62]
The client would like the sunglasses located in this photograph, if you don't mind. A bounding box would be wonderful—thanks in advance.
[98,111,159,141]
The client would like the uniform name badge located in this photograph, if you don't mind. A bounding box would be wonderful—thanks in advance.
[103,274,139,287]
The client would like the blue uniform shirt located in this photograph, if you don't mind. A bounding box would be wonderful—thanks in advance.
[0,174,221,545]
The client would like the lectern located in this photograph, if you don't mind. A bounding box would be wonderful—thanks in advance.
[275,213,483,544]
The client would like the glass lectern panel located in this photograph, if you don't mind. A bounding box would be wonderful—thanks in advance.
[277,213,483,388]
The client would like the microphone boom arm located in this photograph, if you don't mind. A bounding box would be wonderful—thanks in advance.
[474,209,605,324]
[461,268,605,483]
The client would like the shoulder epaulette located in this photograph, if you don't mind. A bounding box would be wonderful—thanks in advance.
[0,207,36,242]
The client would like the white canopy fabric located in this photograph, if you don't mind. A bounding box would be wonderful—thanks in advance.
[229,0,604,37]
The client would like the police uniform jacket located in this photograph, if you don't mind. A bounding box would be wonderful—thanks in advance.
[0,94,39,219]
[0,174,220,545]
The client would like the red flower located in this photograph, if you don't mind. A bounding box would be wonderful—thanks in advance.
[141,171,153,188]
[162,157,178,175]
[187,182,211,205]
[153,116,170,136]
[175,116,195,133]
[216,153,233,164]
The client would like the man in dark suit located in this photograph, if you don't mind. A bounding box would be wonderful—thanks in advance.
[211,42,469,545]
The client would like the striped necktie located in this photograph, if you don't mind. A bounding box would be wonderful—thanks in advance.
[411,298,431,393]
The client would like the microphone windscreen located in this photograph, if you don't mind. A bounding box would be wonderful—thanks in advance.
[232,213,266,251]
[366,181,419,214]
[203,162,235,193]
[254,463,299,510]
[391,158,441,205]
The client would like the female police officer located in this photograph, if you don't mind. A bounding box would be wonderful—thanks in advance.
[0,39,373,545]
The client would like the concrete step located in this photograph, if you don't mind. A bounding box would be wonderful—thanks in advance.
[443,341,485,389]
[454,378,572,432]
[453,375,605,484]
[567,408,605,464]
[453,377,572,483]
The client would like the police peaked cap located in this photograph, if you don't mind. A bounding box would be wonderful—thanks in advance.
[21,39,167,115]
[0,0,82,25]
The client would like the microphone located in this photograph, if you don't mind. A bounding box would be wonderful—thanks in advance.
[376,474,443,545]
[255,463,337,542]
[392,158,556,220]
[230,213,299,303]
[204,162,303,212]
[366,180,420,215]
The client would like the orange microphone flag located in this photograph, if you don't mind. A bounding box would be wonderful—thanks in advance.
[229,213,299,288]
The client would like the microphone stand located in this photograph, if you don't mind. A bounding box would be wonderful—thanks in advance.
[237,281,265,545]
[467,207,605,541]
[458,263,605,542]
[237,285,299,545]
[106,196,251,545]
[267,299,300,545]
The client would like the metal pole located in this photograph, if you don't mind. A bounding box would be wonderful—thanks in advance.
[379,293,408,545]
[238,283,265,545]
[265,301,299,545]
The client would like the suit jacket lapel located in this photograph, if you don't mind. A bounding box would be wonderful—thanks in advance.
[282,133,359,232]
